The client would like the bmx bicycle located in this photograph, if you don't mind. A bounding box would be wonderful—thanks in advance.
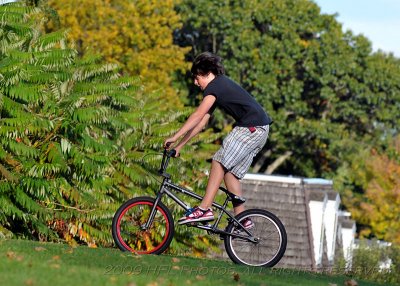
[112,148,287,267]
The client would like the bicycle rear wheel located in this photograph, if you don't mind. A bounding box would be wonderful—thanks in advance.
[224,209,287,267]
[112,196,174,254]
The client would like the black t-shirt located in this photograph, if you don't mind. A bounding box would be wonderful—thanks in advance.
[203,75,272,127]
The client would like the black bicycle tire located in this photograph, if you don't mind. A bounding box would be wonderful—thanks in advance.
[224,209,287,267]
[112,196,175,254]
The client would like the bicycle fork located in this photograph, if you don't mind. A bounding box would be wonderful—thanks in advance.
[142,185,166,230]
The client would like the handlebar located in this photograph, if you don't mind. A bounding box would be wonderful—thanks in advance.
[158,148,177,176]
[166,148,177,158]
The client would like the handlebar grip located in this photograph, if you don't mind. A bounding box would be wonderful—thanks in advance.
[168,149,177,158]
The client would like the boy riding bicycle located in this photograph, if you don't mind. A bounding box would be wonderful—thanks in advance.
[164,52,272,228]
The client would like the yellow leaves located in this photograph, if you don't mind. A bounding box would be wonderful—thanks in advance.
[195,275,205,281]
[171,257,181,270]
[52,255,60,261]
[192,249,203,258]
[88,241,98,248]
[143,232,154,250]
[6,251,24,262]
[344,279,358,286]
[233,272,240,282]
[354,137,400,244]
[69,223,78,236]
[47,0,188,105]
[298,39,310,48]
[65,233,78,248]
[59,221,98,247]
[24,279,35,286]
[200,236,210,246]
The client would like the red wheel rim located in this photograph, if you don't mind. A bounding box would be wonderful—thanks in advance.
[116,201,170,254]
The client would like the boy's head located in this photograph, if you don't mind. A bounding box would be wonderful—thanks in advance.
[191,52,225,78]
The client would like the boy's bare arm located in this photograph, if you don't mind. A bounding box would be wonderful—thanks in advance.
[164,96,216,148]
[174,114,210,154]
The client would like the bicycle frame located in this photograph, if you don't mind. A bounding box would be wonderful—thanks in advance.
[112,148,287,267]
[144,149,258,242]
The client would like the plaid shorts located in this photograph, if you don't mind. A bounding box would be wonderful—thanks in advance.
[213,125,269,179]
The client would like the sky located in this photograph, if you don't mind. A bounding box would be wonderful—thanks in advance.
[313,0,400,57]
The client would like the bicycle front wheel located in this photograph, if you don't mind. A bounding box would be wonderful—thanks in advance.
[112,196,174,254]
[224,209,287,267]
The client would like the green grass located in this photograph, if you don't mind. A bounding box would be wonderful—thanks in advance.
[0,239,390,286]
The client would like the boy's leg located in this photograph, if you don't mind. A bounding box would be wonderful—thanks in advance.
[199,160,225,210]
[224,172,245,215]
[198,162,245,214]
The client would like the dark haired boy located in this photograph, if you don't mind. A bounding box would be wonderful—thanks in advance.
[164,52,272,228]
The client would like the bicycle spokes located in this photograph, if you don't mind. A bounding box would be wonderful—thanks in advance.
[224,210,287,267]
[112,198,174,254]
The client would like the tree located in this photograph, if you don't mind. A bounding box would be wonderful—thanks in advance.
[43,0,190,106]
[0,3,147,243]
[0,3,220,254]
[175,0,400,178]
[337,137,400,244]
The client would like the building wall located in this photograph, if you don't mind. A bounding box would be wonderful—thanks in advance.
[324,193,340,263]
[308,199,326,265]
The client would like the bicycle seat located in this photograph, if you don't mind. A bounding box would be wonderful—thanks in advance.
[219,187,246,205]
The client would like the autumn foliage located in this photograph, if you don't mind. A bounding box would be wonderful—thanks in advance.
[361,142,400,244]
[342,137,400,244]
[46,0,189,104]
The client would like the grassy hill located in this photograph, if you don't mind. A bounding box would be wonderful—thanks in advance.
[0,239,389,286]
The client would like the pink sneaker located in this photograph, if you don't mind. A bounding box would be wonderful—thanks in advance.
[178,207,214,225]
[242,218,255,229]
[235,218,255,233]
